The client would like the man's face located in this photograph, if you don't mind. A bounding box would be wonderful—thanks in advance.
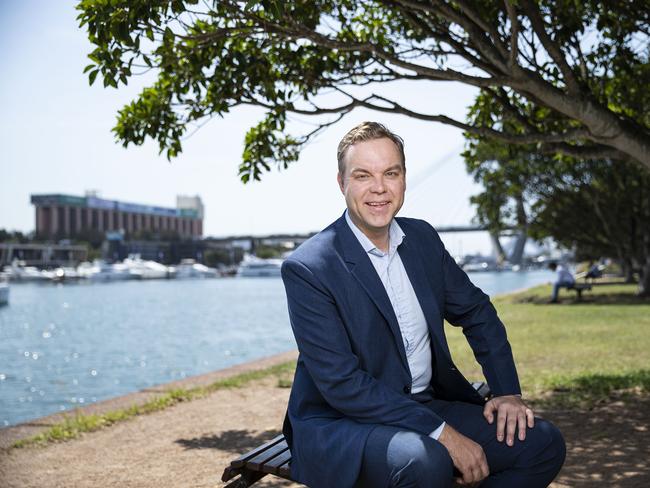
[337,137,406,239]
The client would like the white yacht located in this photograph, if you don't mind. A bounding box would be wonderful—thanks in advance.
[237,255,283,277]
[172,259,218,279]
[76,260,132,281]
[122,254,171,280]
[3,260,49,282]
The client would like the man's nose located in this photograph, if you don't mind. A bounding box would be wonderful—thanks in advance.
[370,176,386,193]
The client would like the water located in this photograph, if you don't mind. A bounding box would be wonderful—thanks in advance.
[0,270,553,427]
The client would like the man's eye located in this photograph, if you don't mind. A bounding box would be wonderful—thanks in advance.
[356,174,369,179]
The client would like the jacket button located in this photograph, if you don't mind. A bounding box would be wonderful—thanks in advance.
[403,385,411,394]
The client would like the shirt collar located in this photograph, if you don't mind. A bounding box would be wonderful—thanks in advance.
[344,210,405,256]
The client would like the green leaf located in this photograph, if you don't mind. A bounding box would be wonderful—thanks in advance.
[88,69,99,85]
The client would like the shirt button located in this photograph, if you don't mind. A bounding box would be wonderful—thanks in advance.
[403,385,411,394]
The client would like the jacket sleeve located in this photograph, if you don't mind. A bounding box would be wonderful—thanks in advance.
[435,231,521,397]
[282,258,444,435]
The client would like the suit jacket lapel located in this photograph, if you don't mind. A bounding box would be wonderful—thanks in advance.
[398,235,447,350]
[335,217,409,369]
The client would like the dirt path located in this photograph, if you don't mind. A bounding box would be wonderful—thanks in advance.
[1,356,648,487]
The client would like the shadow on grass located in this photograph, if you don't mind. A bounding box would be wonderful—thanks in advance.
[511,290,650,306]
[175,428,281,454]
[533,370,650,410]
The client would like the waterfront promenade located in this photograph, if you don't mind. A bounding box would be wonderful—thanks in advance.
[2,284,649,487]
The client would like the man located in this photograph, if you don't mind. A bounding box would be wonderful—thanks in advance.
[548,262,576,303]
[281,122,565,488]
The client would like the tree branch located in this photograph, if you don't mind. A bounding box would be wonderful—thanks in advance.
[540,142,627,160]
[332,88,594,145]
[222,3,510,87]
[387,0,509,72]
[504,0,519,69]
[519,0,581,94]
[454,0,510,59]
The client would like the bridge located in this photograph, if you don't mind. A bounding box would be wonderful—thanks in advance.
[209,149,527,264]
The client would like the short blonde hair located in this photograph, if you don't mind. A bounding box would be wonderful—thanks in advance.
[337,121,406,174]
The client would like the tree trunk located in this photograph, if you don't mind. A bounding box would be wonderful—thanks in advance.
[489,232,507,265]
[622,258,635,283]
[638,230,650,297]
[513,74,650,170]
[509,194,528,266]
[639,263,650,297]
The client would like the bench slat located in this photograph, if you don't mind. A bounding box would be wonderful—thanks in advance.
[230,434,285,469]
[277,459,291,479]
[571,284,592,290]
[247,440,289,471]
[262,449,292,475]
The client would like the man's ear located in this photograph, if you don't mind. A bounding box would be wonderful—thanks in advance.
[337,172,345,194]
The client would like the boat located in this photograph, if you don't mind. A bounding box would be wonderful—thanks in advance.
[236,255,283,277]
[462,260,498,272]
[52,267,82,282]
[171,259,219,279]
[3,259,50,282]
[122,254,171,280]
[76,260,132,281]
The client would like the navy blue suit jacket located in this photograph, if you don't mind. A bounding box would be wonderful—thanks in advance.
[281,215,521,488]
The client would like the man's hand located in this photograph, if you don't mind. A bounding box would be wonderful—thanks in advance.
[483,395,534,446]
[438,424,489,486]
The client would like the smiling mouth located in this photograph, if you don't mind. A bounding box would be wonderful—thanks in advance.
[366,201,390,208]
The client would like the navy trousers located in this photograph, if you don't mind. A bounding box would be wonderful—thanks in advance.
[356,394,566,488]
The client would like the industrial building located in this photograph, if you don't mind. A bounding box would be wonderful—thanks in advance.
[31,192,204,240]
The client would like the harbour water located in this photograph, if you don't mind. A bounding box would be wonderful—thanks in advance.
[0,270,553,427]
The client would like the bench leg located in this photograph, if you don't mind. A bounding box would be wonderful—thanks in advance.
[576,289,583,301]
[223,470,267,488]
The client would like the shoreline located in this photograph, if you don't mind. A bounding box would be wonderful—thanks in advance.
[0,349,298,450]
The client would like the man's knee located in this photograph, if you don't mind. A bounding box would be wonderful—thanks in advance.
[387,432,454,487]
[524,419,566,476]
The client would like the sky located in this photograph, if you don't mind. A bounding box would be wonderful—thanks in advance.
[0,1,494,255]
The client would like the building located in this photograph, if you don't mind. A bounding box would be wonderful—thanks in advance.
[31,192,203,240]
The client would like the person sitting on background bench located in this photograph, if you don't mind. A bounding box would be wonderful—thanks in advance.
[281,121,566,488]
[548,262,576,303]
[585,260,603,280]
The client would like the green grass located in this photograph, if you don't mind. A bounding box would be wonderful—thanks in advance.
[12,361,295,449]
[444,283,650,406]
[536,370,650,409]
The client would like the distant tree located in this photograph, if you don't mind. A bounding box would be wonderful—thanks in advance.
[254,244,285,259]
[204,247,244,265]
[464,125,650,296]
[531,159,650,296]
[77,0,650,181]
[0,229,30,243]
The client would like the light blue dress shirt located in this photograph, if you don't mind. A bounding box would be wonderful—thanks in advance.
[345,211,445,439]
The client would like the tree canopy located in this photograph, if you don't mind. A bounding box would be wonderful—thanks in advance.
[77,0,650,180]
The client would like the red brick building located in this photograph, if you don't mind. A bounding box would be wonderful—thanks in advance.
[31,193,203,240]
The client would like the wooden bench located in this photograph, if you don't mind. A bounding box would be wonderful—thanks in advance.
[565,282,592,300]
[221,382,492,487]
